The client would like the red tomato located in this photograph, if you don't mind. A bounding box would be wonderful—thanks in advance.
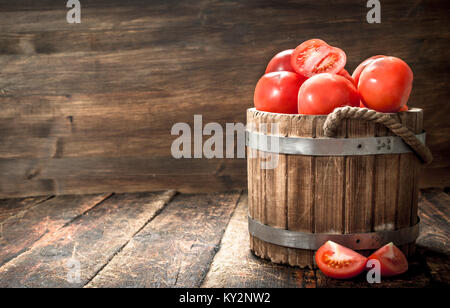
[315,241,367,279]
[358,56,413,113]
[254,71,307,114]
[298,73,360,115]
[352,55,386,86]
[291,39,346,78]
[338,69,356,86]
[368,243,408,277]
[265,49,295,73]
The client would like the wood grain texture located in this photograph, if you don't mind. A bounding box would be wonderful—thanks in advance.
[344,119,375,257]
[313,116,346,240]
[0,157,245,179]
[417,189,450,255]
[344,119,375,234]
[0,190,175,288]
[0,157,246,198]
[247,110,266,262]
[0,189,447,288]
[203,193,315,288]
[0,0,448,197]
[85,191,241,288]
[247,110,291,264]
[261,114,289,264]
[372,114,399,235]
[0,195,51,223]
[0,193,110,267]
[421,249,450,287]
[247,108,423,267]
[286,116,315,267]
[417,190,450,287]
[397,110,421,256]
[0,175,245,199]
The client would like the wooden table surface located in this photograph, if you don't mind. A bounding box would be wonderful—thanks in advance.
[0,189,448,288]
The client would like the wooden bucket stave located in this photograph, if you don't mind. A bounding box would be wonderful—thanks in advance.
[246,107,425,268]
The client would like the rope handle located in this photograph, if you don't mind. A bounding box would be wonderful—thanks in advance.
[323,107,433,165]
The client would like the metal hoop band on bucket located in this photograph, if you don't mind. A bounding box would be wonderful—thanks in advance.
[246,130,426,156]
[246,106,433,164]
[248,216,420,250]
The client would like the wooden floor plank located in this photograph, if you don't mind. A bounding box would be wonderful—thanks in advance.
[0,189,446,288]
[416,189,450,287]
[85,191,242,288]
[420,188,450,220]
[0,190,175,288]
[0,195,51,223]
[417,191,450,255]
[0,193,110,267]
[421,250,450,287]
[202,193,315,288]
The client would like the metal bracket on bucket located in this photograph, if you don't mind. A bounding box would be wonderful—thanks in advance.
[248,216,420,250]
[246,130,426,156]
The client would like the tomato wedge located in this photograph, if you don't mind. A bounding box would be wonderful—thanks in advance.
[368,243,408,277]
[291,39,346,78]
[315,241,367,279]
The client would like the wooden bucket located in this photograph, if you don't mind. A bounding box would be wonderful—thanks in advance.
[246,107,431,268]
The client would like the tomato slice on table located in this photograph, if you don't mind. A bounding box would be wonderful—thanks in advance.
[368,242,408,277]
[291,39,346,78]
[265,49,296,73]
[315,241,367,279]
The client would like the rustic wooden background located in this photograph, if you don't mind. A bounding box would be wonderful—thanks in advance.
[0,0,449,198]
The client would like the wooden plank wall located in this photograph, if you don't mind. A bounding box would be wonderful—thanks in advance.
[0,0,449,197]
